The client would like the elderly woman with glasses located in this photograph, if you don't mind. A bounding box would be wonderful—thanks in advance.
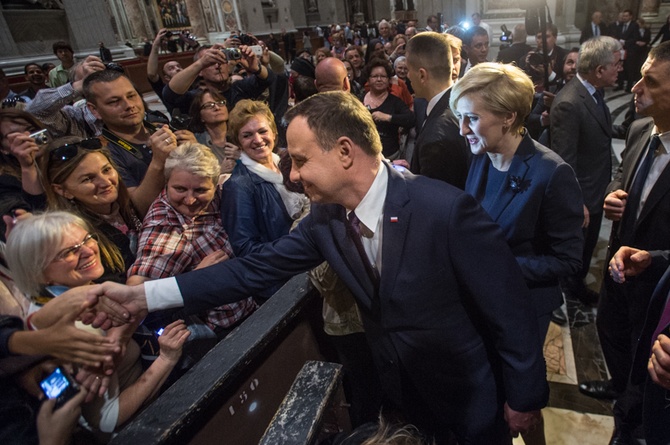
[0,109,49,240]
[5,211,189,437]
[189,88,240,175]
[40,136,150,283]
[127,142,256,337]
[363,58,415,159]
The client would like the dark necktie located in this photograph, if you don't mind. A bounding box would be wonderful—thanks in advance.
[594,24,599,36]
[347,212,380,286]
[593,89,611,125]
[651,292,670,347]
[620,135,661,242]
[623,23,628,34]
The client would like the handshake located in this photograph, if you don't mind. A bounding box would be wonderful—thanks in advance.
[82,282,151,329]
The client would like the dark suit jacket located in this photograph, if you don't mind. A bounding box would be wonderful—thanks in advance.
[496,42,532,64]
[580,22,603,44]
[619,21,641,52]
[607,118,670,275]
[176,163,549,441]
[629,252,670,444]
[410,89,470,189]
[466,135,584,316]
[550,77,612,214]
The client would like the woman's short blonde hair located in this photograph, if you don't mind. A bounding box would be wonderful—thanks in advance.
[450,62,534,133]
[227,100,277,148]
[6,211,92,296]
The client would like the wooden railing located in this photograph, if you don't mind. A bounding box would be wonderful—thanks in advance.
[110,273,349,445]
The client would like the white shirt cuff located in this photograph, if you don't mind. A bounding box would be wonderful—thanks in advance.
[145,278,184,311]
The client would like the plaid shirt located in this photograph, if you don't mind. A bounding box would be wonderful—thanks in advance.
[129,189,256,328]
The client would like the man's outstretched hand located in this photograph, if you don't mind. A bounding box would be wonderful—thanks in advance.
[83,282,149,328]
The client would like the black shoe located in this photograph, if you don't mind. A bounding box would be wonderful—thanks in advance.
[551,308,568,326]
[608,429,634,445]
[578,379,620,400]
[578,287,600,306]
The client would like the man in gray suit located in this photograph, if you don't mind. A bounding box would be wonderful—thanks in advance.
[550,36,622,304]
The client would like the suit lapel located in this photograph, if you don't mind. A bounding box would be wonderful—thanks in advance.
[380,165,411,299]
[486,137,534,222]
[575,81,610,134]
[623,120,655,190]
[330,207,377,300]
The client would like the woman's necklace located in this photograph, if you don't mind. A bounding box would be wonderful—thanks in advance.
[365,91,388,109]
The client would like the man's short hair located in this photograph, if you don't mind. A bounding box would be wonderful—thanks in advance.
[284,91,382,156]
[82,69,129,103]
[406,32,453,83]
[52,41,73,55]
[464,26,489,46]
[24,63,42,75]
[623,9,633,16]
[538,23,558,38]
[577,36,622,75]
[649,40,670,62]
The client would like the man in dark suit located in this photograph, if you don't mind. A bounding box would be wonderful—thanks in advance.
[582,42,670,445]
[90,91,548,444]
[616,9,640,91]
[610,244,670,444]
[497,24,532,64]
[580,11,604,44]
[407,32,470,188]
[550,36,623,305]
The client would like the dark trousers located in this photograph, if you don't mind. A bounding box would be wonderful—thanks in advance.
[329,332,383,427]
[582,210,604,281]
[643,378,670,444]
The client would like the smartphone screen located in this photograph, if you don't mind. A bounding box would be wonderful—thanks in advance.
[40,367,78,408]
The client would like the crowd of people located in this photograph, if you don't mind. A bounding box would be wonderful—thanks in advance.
[1,8,670,445]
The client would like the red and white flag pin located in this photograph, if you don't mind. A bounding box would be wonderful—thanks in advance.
[390,216,399,223]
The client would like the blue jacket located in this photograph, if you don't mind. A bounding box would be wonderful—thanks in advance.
[222,162,294,258]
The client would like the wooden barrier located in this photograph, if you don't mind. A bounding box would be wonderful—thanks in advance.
[259,361,348,445]
[110,273,349,445]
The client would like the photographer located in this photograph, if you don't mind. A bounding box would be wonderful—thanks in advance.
[164,43,272,115]
[496,24,532,65]
[146,29,185,105]
[25,56,106,139]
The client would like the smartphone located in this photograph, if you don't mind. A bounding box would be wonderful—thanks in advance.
[40,367,79,409]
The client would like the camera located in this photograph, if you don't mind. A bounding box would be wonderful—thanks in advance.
[40,367,79,409]
[29,129,50,145]
[165,31,173,38]
[528,52,545,66]
[169,113,192,132]
[105,62,125,73]
[499,25,512,42]
[222,47,242,61]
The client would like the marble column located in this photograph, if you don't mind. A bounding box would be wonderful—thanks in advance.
[0,12,20,57]
[185,0,207,37]
[60,0,117,49]
[121,0,150,39]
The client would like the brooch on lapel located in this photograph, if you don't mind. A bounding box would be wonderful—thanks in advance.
[509,176,531,194]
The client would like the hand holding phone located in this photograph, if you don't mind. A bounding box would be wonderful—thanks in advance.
[40,367,79,409]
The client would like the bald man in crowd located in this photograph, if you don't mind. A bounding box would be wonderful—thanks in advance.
[315,57,350,92]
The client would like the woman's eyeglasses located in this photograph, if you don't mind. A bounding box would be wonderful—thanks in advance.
[49,138,103,162]
[53,233,99,262]
[200,100,227,110]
